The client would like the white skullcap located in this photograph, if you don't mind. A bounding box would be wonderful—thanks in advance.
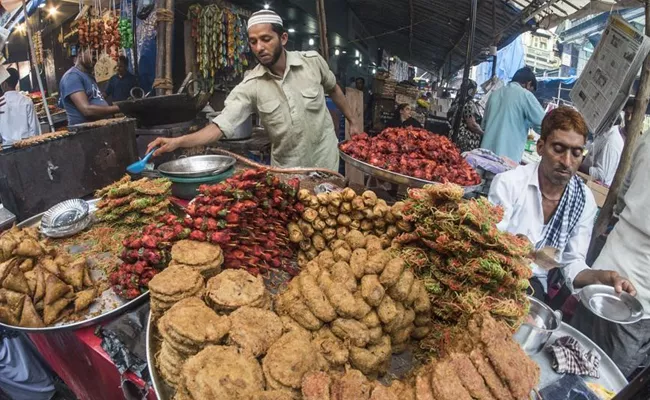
[247,10,283,30]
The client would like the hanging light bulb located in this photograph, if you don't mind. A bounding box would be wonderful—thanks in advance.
[335,49,340,56]
[355,60,359,65]
[308,38,315,46]
[263,3,270,9]
[48,6,58,17]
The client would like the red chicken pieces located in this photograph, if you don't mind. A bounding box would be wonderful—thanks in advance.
[340,128,481,186]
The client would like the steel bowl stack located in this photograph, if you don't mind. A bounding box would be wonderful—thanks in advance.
[40,199,92,238]
[157,155,236,200]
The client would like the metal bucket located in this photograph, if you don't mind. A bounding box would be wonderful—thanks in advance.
[514,296,563,354]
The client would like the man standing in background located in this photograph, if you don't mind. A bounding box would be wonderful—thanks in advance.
[481,67,546,162]
[105,56,139,102]
[0,68,38,145]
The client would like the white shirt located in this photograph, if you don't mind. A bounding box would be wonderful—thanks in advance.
[0,91,38,145]
[488,162,598,292]
[584,125,624,186]
[595,129,650,317]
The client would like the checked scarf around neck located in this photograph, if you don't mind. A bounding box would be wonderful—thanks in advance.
[538,175,587,251]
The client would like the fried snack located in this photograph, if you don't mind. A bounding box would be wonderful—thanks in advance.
[449,353,496,400]
[13,238,43,257]
[361,310,381,328]
[360,275,385,307]
[415,367,435,400]
[331,318,370,347]
[0,289,25,318]
[365,251,390,275]
[279,315,312,339]
[386,270,415,302]
[61,259,85,291]
[0,305,18,325]
[377,295,398,325]
[352,292,372,319]
[468,349,514,400]
[365,236,383,254]
[369,384,400,400]
[349,248,368,279]
[149,265,205,316]
[18,297,43,328]
[180,345,264,400]
[379,257,405,287]
[205,269,265,312]
[330,261,357,292]
[243,390,295,400]
[276,283,323,331]
[302,371,332,400]
[299,273,337,323]
[322,279,358,319]
[312,327,349,366]
[43,297,72,325]
[157,341,186,388]
[74,288,96,313]
[158,297,231,355]
[349,335,392,375]
[18,259,33,272]
[482,334,539,399]
[263,332,328,391]
[170,240,223,278]
[44,274,70,305]
[39,257,60,276]
[430,360,473,400]
[330,369,372,400]
[345,230,367,250]
[228,306,283,357]
[333,247,351,263]
[3,265,30,295]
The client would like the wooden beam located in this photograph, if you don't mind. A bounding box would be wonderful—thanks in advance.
[590,1,650,250]
[409,0,414,60]
[315,0,329,61]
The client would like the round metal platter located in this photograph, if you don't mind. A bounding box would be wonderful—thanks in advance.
[0,199,149,332]
[41,199,89,229]
[158,155,236,178]
[147,312,174,400]
[580,284,645,324]
[339,150,483,194]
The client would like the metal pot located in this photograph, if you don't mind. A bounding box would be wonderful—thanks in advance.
[207,112,253,140]
[514,296,563,355]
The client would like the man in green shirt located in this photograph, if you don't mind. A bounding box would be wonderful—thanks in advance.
[147,10,362,171]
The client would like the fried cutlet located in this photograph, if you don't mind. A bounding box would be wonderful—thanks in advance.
[482,335,540,399]
[243,390,295,400]
[430,360,473,400]
[171,240,222,266]
[414,366,434,400]
[228,306,283,357]
[158,297,230,350]
[369,383,400,400]
[449,353,496,400]
[148,265,204,298]
[330,369,372,400]
[205,269,265,312]
[468,349,514,400]
[181,345,264,400]
[264,331,328,390]
[301,371,331,400]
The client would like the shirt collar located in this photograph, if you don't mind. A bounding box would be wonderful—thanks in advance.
[246,50,302,80]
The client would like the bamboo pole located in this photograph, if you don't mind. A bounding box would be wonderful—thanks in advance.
[590,0,650,250]
[21,0,53,132]
[315,0,328,61]
[154,0,165,96]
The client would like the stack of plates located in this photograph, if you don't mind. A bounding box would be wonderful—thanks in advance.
[40,199,92,238]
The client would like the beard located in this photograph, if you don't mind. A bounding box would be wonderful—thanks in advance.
[257,44,283,68]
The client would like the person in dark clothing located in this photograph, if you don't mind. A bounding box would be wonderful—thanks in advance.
[105,56,139,102]
[447,79,484,153]
[386,103,422,128]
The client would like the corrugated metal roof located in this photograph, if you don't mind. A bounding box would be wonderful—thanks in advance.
[345,0,600,77]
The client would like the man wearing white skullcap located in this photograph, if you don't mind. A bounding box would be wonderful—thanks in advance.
[148,9,362,171]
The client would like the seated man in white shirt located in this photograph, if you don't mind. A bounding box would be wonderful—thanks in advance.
[488,106,635,302]
[579,116,624,186]
[0,68,38,145]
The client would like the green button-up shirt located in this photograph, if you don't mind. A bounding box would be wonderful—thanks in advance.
[213,50,339,171]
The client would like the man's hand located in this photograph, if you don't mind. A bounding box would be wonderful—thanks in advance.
[349,119,363,136]
[147,137,182,157]
[574,269,637,296]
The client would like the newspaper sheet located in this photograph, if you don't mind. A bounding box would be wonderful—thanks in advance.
[570,16,650,134]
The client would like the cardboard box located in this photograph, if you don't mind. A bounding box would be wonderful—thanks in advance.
[577,172,610,207]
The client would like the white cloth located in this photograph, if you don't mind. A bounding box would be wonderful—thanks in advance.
[0,334,55,400]
[247,10,283,30]
[488,162,597,292]
[585,125,624,186]
[594,130,650,318]
[0,91,38,145]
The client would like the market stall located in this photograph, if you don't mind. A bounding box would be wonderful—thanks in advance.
[0,136,637,399]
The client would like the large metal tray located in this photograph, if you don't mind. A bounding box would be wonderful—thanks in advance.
[158,155,236,178]
[531,322,627,393]
[147,312,173,400]
[0,199,149,332]
[339,151,483,194]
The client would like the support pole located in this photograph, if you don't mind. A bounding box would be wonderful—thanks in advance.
[452,0,478,140]
[409,0,414,60]
[315,0,329,61]
[164,0,174,94]
[154,0,165,95]
[590,0,650,249]
[132,0,138,76]
[22,0,53,132]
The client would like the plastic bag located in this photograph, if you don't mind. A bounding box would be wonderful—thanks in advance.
[539,375,601,400]
[137,0,154,20]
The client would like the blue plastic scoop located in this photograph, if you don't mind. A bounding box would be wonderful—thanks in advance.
[126,148,157,174]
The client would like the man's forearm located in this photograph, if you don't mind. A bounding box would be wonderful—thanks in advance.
[329,85,358,124]
[82,104,120,118]
[178,123,224,148]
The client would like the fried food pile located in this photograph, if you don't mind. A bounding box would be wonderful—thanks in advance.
[148,265,204,317]
[12,131,72,149]
[0,227,96,327]
[340,129,481,186]
[276,229,432,377]
[156,297,231,388]
[169,240,223,278]
[95,175,172,227]
[391,183,533,354]
[298,313,539,400]
[205,269,270,312]
[292,188,403,267]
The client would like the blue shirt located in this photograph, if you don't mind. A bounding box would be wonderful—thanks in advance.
[105,72,138,102]
[59,66,109,126]
[480,82,546,162]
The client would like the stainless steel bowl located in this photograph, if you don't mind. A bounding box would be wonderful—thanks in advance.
[580,284,644,324]
[514,296,563,354]
[41,214,93,238]
[157,155,236,178]
[40,199,89,229]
